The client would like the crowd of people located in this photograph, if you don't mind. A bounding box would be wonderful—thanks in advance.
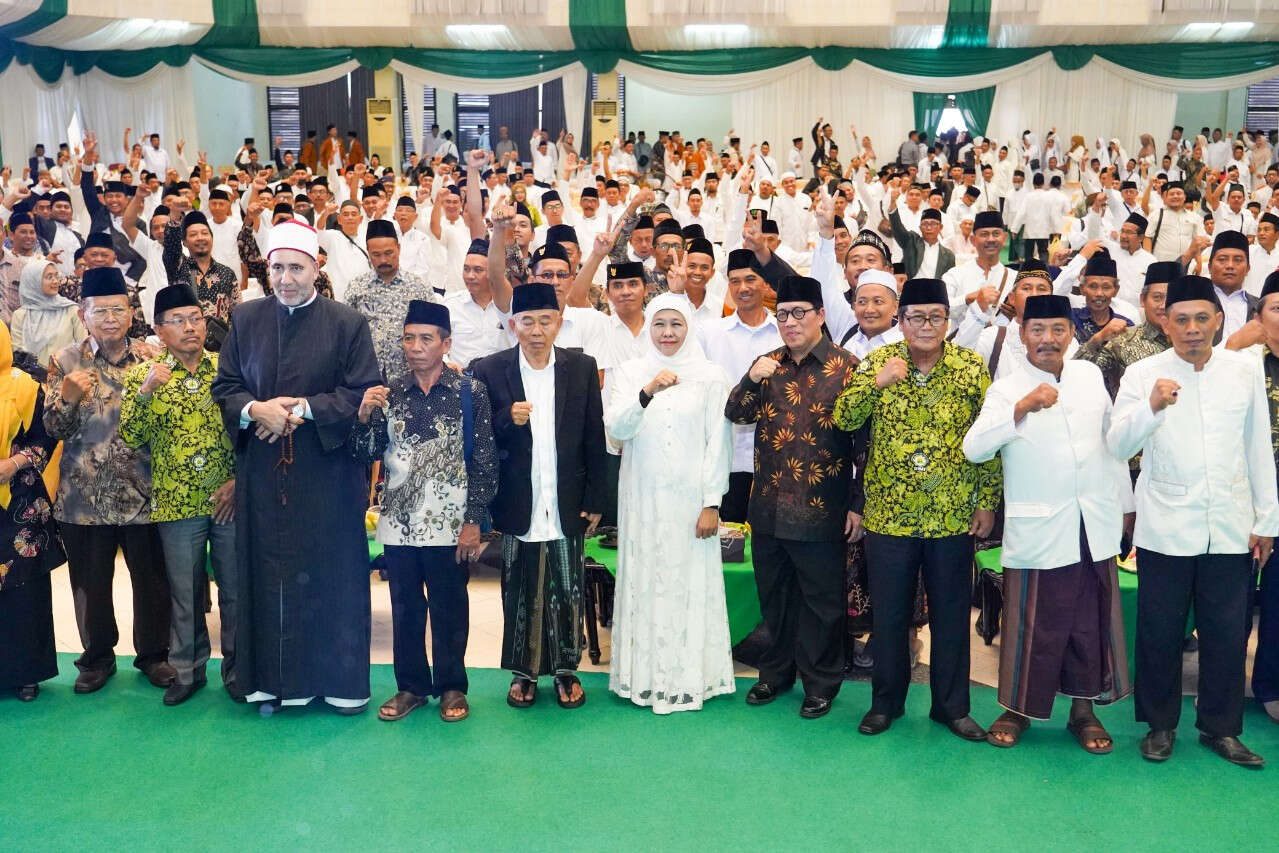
[1,115,1278,770]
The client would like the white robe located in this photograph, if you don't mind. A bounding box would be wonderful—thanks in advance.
[604,328,735,714]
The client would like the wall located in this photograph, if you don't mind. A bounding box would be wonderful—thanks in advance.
[190,61,268,168]
[623,77,732,145]
[1173,88,1248,137]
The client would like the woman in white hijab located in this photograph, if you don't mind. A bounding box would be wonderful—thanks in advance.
[604,291,735,714]
[10,261,84,366]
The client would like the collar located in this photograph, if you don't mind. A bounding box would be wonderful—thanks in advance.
[1213,284,1248,302]
[729,310,777,332]
[86,335,134,366]
[159,348,214,375]
[518,346,556,373]
[394,366,458,397]
[277,289,319,314]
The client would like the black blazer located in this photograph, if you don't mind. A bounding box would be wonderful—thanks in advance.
[79,169,148,281]
[470,345,608,538]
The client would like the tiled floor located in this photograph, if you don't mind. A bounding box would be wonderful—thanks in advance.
[51,551,1251,696]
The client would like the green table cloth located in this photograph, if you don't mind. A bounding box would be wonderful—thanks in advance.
[585,536,762,646]
[368,535,764,646]
[980,547,1188,675]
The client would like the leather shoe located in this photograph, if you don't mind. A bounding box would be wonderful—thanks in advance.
[1199,734,1265,767]
[938,715,988,742]
[800,695,833,719]
[15,684,39,701]
[858,711,894,735]
[144,661,177,688]
[745,681,788,706]
[1140,729,1176,762]
[74,663,117,694]
[163,679,207,706]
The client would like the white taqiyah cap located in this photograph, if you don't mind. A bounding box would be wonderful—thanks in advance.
[855,268,899,296]
[267,218,319,261]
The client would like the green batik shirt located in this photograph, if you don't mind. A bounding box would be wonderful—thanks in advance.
[119,350,235,522]
[833,340,1002,538]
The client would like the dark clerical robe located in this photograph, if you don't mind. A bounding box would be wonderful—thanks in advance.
[212,294,381,703]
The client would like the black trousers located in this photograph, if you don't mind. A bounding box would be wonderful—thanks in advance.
[751,534,846,698]
[1250,550,1279,703]
[720,472,753,524]
[865,531,973,721]
[1025,238,1050,261]
[61,521,169,674]
[601,452,622,527]
[383,544,470,697]
[1135,548,1251,737]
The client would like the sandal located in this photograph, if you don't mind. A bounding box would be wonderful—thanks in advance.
[506,676,536,709]
[378,691,427,721]
[986,710,1030,748]
[1067,715,1114,754]
[554,674,586,709]
[439,690,470,722]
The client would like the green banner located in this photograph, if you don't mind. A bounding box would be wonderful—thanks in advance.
[941,0,991,49]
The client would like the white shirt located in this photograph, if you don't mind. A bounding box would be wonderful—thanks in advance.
[429,215,472,294]
[1145,206,1206,262]
[1107,347,1279,555]
[1246,242,1279,297]
[788,146,805,176]
[49,220,83,277]
[443,291,505,369]
[841,324,904,361]
[942,259,1010,326]
[966,318,1080,380]
[517,347,563,542]
[700,310,782,472]
[1212,203,1256,238]
[316,228,373,302]
[916,240,942,278]
[1215,284,1251,339]
[207,216,241,277]
[141,145,170,177]
[964,359,1133,568]
[1113,246,1156,310]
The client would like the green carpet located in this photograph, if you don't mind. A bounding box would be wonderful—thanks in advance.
[3,655,1276,852]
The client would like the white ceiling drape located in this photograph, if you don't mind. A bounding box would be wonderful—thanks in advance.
[0,61,200,167]
[986,58,1177,154]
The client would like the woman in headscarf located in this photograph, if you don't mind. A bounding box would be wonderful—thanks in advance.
[11,261,84,367]
[604,289,735,714]
[1067,135,1086,184]
[0,321,65,700]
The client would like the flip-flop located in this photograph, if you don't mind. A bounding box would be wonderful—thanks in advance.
[986,711,1030,748]
[1067,716,1114,754]
[554,674,586,709]
[506,676,536,709]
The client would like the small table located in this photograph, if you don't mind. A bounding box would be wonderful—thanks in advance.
[584,535,763,648]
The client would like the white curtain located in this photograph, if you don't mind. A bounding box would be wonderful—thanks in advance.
[561,62,589,151]
[729,61,914,173]
[405,79,426,156]
[0,62,200,168]
[986,58,1177,154]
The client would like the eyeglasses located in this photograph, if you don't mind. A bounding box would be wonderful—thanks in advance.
[156,315,206,328]
[776,307,817,322]
[535,271,574,282]
[87,306,129,319]
[656,241,683,251]
[902,313,948,329]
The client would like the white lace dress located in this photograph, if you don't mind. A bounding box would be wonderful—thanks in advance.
[604,366,736,714]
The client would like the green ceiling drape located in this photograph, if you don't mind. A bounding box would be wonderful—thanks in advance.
[0,0,1276,87]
